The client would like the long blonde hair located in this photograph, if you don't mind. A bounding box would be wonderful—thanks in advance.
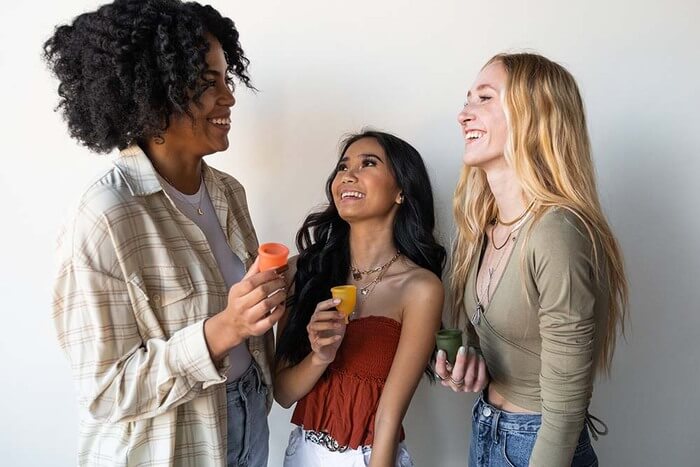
[450,53,628,373]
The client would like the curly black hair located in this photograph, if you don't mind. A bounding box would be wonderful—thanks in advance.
[43,0,253,153]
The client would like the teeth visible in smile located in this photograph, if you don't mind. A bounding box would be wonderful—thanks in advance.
[465,131,484,140]
[341,191,365,199]
[208,117,231,125]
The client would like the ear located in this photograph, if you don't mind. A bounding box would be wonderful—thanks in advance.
[395,192,405,204]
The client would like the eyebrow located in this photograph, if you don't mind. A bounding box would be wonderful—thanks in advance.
[339,153,384,163]
[202,69,222,77]
[467,84,497,98]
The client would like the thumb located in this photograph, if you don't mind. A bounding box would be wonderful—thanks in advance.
[244,256,260,279]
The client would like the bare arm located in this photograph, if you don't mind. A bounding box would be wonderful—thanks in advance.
[369,273,444,467]
[274,301,346,408]
[273,257,347,408]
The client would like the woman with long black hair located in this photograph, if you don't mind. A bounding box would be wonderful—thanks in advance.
[275,130,446,466]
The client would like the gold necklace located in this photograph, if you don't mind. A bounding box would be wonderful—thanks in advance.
[160,173,205,216]
[496,200,535,226]
[351,251,401,281]
[355,252,401,299]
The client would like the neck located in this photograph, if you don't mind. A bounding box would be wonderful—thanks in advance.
[483,159,528,222]
[349,219,397,269]
[143,139,203,194]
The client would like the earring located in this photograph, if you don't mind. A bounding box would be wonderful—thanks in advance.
[397,193,405,204]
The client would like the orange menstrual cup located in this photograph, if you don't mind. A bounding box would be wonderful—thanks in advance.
[258,243,289,272]
[436,329,463,365]
[330,285,357,323]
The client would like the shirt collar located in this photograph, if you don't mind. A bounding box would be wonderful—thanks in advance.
[113,144,163,197]
[113,144,223,197]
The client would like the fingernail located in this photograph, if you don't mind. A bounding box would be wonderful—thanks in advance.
[458,346,466,355]
[437,350,446,359]
[333,299,341,304]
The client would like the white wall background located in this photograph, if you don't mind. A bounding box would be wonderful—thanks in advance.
[1,0,698,465]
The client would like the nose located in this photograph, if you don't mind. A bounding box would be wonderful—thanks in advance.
[457,105,474,126]
[340,167,358,183]
[219,85,236,108]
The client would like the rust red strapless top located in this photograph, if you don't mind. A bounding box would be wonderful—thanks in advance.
[291,315,404,449]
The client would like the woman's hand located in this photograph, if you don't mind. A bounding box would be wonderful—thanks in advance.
[221,258,287,343]
[205,258,286,361]
[435,346,489,392]
[307,298,347,364]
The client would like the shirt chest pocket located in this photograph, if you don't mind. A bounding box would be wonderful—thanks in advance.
[128,265,197,335]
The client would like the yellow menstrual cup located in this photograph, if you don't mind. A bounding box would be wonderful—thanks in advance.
[258,243,289,272]
[436,329,463,365]
[330,285,357,323]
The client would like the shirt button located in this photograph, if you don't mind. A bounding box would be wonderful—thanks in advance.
[482,407,492,417]
[152,294,161,303]
[252,350,261,357]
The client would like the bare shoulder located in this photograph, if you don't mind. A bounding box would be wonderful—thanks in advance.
[396,258,444,307]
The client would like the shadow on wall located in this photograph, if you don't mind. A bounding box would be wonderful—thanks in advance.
[589,115,700,466]
[409,114,700,466]
[405,378,477,466]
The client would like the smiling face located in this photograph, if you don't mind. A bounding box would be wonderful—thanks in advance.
[457,60,509,169]
[331,137,403,224]
[161,34,236,156]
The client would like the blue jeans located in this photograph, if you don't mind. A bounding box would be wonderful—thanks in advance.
[469,394,598,467]
[226,362,269,467]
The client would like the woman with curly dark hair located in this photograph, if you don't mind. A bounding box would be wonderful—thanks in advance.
[45,1,283,466]
[274,130,446,466]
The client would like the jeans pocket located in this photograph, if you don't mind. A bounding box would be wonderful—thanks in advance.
[572,436,598,467]
[284,428,302,458]
[502,431,536,467]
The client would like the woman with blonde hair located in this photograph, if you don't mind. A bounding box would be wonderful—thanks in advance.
[435,53,628,467]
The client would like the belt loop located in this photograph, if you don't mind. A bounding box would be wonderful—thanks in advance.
[252,362,263,393]
[491,408,501,444]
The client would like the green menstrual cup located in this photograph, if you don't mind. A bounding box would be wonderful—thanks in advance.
[436,329,463,364]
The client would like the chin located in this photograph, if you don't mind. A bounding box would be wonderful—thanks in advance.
[206,140,229,155]
[462,150,497,168]
[336,207,363,224]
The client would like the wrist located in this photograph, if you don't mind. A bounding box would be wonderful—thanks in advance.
[204,312,244,361]
[310,351,332,367]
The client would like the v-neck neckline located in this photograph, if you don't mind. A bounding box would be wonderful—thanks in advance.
[470,216,533,319]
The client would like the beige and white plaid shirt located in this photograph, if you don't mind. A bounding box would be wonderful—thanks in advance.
[52,144,275,466]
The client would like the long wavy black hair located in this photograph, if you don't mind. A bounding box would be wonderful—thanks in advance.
[276,130,446,380]
[43,0,254,153]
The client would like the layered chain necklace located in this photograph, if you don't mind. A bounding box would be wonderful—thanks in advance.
[470,203,534,326]
[352,251,401,300]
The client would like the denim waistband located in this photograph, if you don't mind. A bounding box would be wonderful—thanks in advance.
[472,392,608,440]
[472,393,543,433]
[225,361,263,394]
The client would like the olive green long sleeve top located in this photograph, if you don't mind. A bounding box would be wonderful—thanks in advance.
[465,208,609,467]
